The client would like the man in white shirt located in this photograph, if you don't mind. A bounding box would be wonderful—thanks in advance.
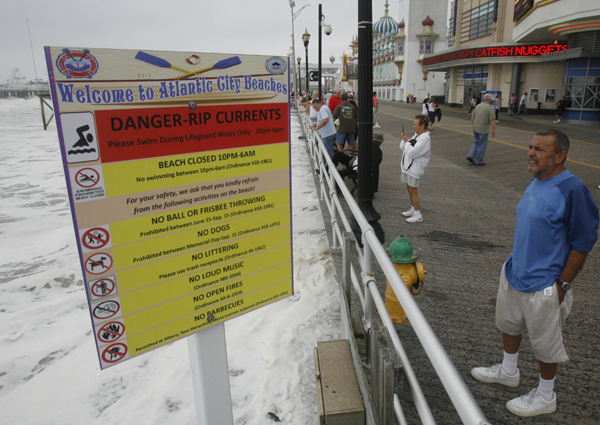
[517,92,528,115]
[310,98,336,160]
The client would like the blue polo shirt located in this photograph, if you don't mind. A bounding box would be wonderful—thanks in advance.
[504,170,599,292]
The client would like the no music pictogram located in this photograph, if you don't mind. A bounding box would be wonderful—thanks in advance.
[75,168,100,188]
[82,227,110,250]
[93,300,121,320]
[89,276,117,298]
[102,342,128,363]
[97,321,125,343]
[85,253,113,275]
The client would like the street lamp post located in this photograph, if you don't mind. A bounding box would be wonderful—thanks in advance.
[289,2,310,98]
[318,4,332,99]
[303,29,310,93]
[351,0,384,245]
[297,56,302,96]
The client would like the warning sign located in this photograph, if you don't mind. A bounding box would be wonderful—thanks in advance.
[60,112,99,164]
[47,46,292,370]
[101,342,128,364]
[75,168,100,188]
[97,321,126,344]
[85,253,113,275]
[88,275,118,300]
[69,165,106,203]
[81,226,111,251]
[92,299,121,321]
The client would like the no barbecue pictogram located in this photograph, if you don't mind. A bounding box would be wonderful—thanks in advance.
[102,342,128,363]
[85,253,113,275]
[97,321,125,343]
[82,227,110,250]
[88,275,117,299]
[93,300,121,320]
[75,168,100,188]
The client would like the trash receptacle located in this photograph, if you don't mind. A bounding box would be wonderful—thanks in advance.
[537,102,542,114]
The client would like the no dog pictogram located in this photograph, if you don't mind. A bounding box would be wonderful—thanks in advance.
[75,168,100,188]
[82,227,110,250]
[93,300,121,320]
[85,253,113,275]
[89,276,117,299]
[102,342,128,363]
[97,321,125,343]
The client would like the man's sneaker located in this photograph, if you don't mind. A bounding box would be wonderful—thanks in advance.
[401,209,414,217]
[553,120,558,123]
[557,119,561,123]
[470,364,520,387]
[467,156,475,164]
[506,389,556,417]
[406,215,423,223]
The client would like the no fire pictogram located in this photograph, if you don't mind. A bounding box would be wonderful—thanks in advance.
[75,168,100,188]
[93,299,121,320]
[88,275,117,299]
[102,342,128,363]
[97,321,125,344]
[82,227,110,250]
[85,253,113,275]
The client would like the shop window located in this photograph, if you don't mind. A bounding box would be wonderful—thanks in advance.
[461,1,494,42]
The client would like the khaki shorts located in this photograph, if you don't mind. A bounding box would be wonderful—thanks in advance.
[495,263,573,363]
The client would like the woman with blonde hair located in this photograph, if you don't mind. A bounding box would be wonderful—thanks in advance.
[400,115,432,223]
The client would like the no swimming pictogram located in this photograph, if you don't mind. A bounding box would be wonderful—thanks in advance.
[85,253,113,275]
[88,275,117,299]
[97,321,125,344]
[82,227,110,250]
[102,342,128,363]
[93,299,121,320]
[75,168,100,188]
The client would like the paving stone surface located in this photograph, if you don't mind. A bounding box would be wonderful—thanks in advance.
[304,101,600,424]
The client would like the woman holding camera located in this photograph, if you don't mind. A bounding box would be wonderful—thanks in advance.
[400,115,432,223]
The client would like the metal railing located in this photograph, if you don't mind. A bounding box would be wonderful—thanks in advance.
[296,105,491,425]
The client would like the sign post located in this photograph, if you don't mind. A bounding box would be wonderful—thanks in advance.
[45,47,292,418]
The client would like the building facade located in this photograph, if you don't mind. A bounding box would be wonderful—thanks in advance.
[423,0,600,124]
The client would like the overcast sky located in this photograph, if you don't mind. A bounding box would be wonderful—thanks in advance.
[1,0,400,83]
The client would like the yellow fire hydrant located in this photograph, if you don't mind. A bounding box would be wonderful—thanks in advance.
[385,236,427,324]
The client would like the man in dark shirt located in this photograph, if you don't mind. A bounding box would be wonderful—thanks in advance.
[332,93,358,152]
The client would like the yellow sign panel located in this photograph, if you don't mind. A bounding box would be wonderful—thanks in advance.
[46,46,292,369]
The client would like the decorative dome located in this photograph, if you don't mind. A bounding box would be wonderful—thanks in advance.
[374,1,398,35]
[422,15,434,26]
[398,19,405,29]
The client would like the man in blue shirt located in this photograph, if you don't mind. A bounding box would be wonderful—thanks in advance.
[471,129,599,417]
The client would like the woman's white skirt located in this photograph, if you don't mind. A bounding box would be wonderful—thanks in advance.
[400,172,420,188]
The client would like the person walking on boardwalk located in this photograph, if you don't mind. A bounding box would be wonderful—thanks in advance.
[517,92,528,115]
[554,96,567,124]
[471,129,599,418]
[467,93,496,166]
[400,115,431,223]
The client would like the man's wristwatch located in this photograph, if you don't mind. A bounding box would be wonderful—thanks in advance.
[557,279,572,291]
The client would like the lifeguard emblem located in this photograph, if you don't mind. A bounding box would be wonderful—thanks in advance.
[56,48,99,79]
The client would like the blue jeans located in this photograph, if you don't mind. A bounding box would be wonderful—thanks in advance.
[517,104,527,115]
[468,132,489,164]
[322,134,336,160]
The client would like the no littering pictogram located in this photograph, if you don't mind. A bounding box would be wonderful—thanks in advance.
[102,342,128,363]
[93,300,121,320]
[97,321,125,344]
[88,276,117,299]
[85,253,113,275]
[82,227,110,250]
[75,168,100,188]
